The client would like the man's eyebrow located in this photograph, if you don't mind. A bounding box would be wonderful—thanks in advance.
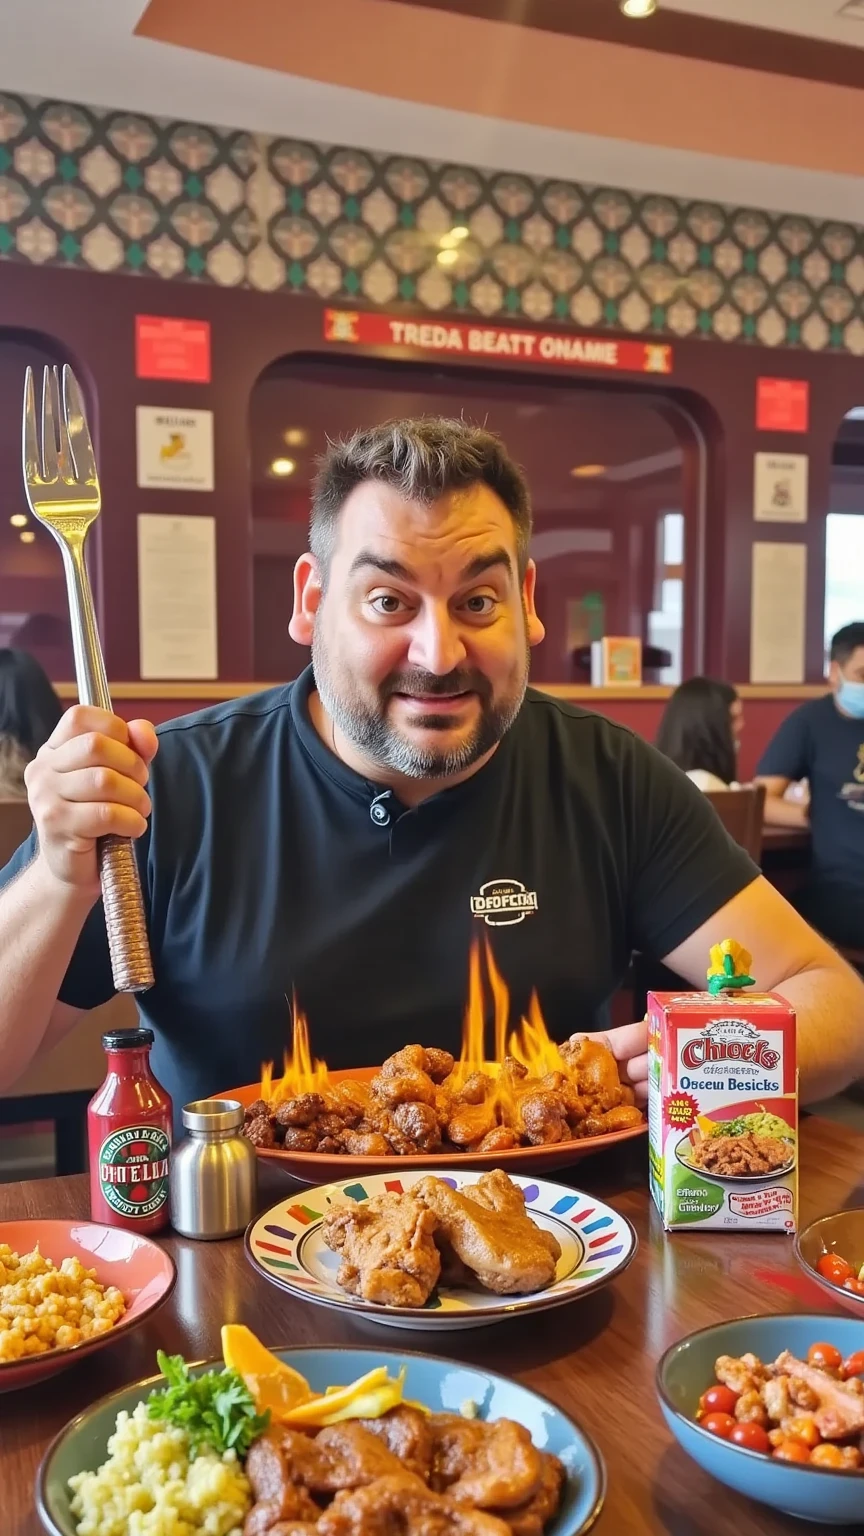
[348,548,513,581]
[348,552,416,580]
[460,548,513,580]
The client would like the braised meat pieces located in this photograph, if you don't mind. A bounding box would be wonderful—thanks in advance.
[321,1171,561,1307]
[243,1407,566,1536]
[690,1132,792,1177]
[244,1039,642,1157]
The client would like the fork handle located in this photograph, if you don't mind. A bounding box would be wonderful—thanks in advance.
[98,837,155,993]
[61,541,154,994]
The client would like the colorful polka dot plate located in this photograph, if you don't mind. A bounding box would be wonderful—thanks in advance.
[245,1170,637,1330]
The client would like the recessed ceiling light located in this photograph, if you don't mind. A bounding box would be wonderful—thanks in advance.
[571,464,607,478]
[838,1,864,19]
[270,457,296,477]
[19,529,35,543]
[620,0,657,16]
[283,427,308,448]
[437,248,460,267]
[9,513,27,527]
[439,228,470,251]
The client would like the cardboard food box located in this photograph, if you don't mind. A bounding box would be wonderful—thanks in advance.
[648,985,797,1233]
[590,636,642,687]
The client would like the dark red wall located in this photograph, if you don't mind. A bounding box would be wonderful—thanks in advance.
[0,261,858,692]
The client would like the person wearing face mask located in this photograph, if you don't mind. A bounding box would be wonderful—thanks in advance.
[757,622,864,950]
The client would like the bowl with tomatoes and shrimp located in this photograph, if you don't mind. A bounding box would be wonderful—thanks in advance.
[796,1210,864,1315]
[657,1314,864,1524]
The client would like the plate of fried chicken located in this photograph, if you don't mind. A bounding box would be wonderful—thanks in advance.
[230,1039,645,1184]
[245,1168,636,1329]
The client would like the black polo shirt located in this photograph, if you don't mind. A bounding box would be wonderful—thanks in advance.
[0,669,757,1120]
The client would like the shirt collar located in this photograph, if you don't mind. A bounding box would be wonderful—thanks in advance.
[289,664,516,810]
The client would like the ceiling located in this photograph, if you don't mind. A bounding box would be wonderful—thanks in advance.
[661,1,864,46]
[1,0,864,229]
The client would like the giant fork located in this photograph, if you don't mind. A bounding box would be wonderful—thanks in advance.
[21,364,154,993]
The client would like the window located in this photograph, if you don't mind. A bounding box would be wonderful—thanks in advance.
[0,335,76,680]
[825,513,864,663]
[249,360,697,685]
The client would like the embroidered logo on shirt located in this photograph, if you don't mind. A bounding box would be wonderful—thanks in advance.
[470,878,538,926]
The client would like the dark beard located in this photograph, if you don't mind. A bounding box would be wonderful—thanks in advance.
[311,643,528,779]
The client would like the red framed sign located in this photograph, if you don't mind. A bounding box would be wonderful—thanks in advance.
[136,316,211,384]
[756,377,809,433]
[323,309,673,375]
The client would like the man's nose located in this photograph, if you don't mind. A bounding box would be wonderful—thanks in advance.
[407,607,467,675]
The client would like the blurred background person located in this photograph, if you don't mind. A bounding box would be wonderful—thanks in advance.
[0,649,63,800]
[757,622,864,951]
[655,676,742,792]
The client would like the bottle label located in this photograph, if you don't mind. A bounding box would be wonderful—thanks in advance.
[98,1123,170,1219]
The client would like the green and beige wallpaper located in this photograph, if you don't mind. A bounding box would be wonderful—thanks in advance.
[2,90,864,354]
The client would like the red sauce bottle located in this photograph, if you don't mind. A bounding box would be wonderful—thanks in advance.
[87,1028,172,1233]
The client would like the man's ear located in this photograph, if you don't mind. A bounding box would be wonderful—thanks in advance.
[523,560,545,648]
[289,553,322,645]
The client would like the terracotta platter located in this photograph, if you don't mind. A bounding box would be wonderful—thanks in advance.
[220,1069,647,1184]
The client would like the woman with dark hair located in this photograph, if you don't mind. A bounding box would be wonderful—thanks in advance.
[0,649,63,799]
[655,675,742,791]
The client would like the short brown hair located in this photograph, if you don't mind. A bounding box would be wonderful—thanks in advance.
[310,417,533,578]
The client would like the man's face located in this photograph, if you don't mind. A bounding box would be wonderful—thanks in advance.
[830,645,864,695]
[291,480,544,779]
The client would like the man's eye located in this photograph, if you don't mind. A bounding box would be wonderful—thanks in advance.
[463,595,496,615]
[370,594,406,614]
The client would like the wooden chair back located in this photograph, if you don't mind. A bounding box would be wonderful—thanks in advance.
[704,784,767,862]
[0,798,34,870]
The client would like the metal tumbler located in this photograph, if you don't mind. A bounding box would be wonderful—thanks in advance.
[170,1099,257,1240]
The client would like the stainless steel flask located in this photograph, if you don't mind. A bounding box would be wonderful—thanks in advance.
[170,1099,257,1239]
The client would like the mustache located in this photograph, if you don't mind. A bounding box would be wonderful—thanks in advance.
[382,668,491,702]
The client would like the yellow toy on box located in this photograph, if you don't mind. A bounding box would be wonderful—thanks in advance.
[648,941,798,1233]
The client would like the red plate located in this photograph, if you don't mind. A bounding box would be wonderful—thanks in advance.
[216,1069,646,1185]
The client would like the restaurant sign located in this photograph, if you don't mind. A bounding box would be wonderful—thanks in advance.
[323,309,673,376]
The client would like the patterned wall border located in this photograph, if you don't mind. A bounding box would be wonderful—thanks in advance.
[2,90,864,353]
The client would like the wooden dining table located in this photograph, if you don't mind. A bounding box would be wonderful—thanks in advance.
[4,1116,864,1536]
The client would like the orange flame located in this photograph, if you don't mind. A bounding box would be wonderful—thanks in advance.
[259,939,567,1106]
[260,998,329,1107]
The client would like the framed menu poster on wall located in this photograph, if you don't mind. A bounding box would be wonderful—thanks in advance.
[137,514,218,679]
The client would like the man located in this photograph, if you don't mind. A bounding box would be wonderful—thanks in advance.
[757,622,864,950]
[1,419,862,1118]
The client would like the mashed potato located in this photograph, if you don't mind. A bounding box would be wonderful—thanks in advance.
[0,1243,126,1363]
[68,1403,252,1536]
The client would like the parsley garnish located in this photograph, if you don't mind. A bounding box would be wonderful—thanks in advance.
[147,1349,270,1458]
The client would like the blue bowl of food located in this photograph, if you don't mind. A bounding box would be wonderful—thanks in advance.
[658,1314,864,1524]
[38,1343,605,1536]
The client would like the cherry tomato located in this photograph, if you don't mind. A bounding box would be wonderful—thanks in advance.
[729,1423,770,1454]
[701,1412,736,1439]
[842,1351,864,1379]
[842,1277,864,1297]
[773,1440,811,1464]
[807,1342,843,1372]
[698,1385,739,1417]
[817,1253,852,1285]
